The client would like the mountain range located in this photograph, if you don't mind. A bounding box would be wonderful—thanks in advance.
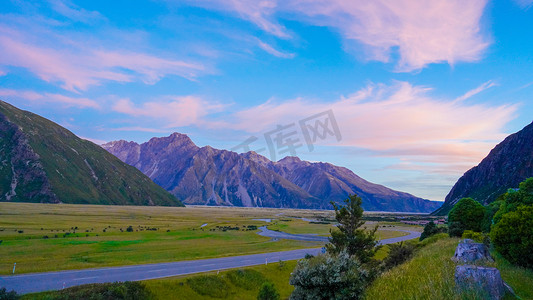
[0,100,183,206]
[103,133,442,212]
[434,121,533,215]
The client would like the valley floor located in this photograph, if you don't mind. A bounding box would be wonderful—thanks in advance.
[0,203,413,275]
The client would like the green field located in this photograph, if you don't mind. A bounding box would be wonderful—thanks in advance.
[0,203,410,275]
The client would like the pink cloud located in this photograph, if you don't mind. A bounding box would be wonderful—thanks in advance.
[0,89,100,109]
[186,0,290,38]
[257,40,295,58]
[48,0,105,24]
[112,96,226,128]
[0,31,207,92]
[226,81,517,174]
[190,0,489,71]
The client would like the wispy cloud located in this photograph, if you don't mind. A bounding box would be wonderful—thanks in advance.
[0,33,207,92]
[514,0,533,9]
[225,81,516,174]
[454,80,497,103]
[47,0,105,24]
[112,96,227,128]
[257,39,295,58]
[184,0,290,38]
[189,0,490,71]
[0,89,100,109]
[109,126,169,133]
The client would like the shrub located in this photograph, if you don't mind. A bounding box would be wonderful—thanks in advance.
[383,242,416,270]
[448,198,485,236]
[481,200,503,233]
[493,178,533,225]
[40,281,151,300]
[257,282,280,300]
[491,205,533,268]
[462,230,490,247]
[226,269,265,290]
[419,222,446,241]
[0,287,19,300]
[187,275,229,298]
[290,251,376,300]
[447,221,465,238]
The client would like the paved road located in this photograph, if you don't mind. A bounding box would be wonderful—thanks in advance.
[257,226,421,245]
[0,228,420,294]
[257,226,329,242]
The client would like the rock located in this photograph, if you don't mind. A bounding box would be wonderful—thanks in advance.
[455,265,506,300]
[452,239,493,263]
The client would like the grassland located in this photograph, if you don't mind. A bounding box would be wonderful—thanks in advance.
[0,202,411,275]
[365,236,533,299]
[23,260,298,300]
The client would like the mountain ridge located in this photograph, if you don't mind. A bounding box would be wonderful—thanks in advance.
[0,100,183,207]
[434,121,533,215]
[103,133,442,212]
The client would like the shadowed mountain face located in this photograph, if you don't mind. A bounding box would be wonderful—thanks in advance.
[103,133,442,212]
[434,121,533,215]
[0,100,183,207]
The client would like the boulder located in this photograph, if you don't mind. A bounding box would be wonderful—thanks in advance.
[452,239,493,263]
[455,265,506,300]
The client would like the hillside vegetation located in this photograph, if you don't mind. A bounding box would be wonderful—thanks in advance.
[0,100,182,206]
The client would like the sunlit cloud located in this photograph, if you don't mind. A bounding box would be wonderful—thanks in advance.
[0,33,207,92]
[0,89,100,109]
[47,0,106,24]
[112,96,227,128]
[257,39,295,58]
[225,81,516,173]
[454,80,497,103]
[189,0,490,71]
[184,0,290,38]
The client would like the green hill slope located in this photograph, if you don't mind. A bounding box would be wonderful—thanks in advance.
[0,100,183,206]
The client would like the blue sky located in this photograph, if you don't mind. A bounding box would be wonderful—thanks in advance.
[1,0,532,201]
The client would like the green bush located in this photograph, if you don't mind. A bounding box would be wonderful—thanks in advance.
[419,222,446,241]
[461,230,490,245]
[226,269,265,290]
[34,281,151,300]
[257,282,280,300]
[493,178,533,225]
[289,251,376,300]
[481,200,503,232]
[0,287,19,300]
[417,233,449,247]
[187,275,229,298]
[447,221,465,238]
[491,205,533,269]
[448,198,485,236]
[383,242,416,270]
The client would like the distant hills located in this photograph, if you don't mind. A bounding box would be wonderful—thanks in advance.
[0,100,183,206]
[434,121,533,215]
[103,133,442,212]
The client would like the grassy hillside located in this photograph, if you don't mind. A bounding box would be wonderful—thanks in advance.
[365,236,533,299]
[0,100,182,206]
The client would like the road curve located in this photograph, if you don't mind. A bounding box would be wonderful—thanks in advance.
[256,226,421,245]
[0,228,420,294]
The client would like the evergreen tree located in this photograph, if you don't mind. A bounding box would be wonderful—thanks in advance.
[326,194,380,263]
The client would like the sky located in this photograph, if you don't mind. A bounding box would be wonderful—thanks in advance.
[1,0,533,201]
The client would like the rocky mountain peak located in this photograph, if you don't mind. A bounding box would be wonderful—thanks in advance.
[434,121,533,215]
[104,132,442,212]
